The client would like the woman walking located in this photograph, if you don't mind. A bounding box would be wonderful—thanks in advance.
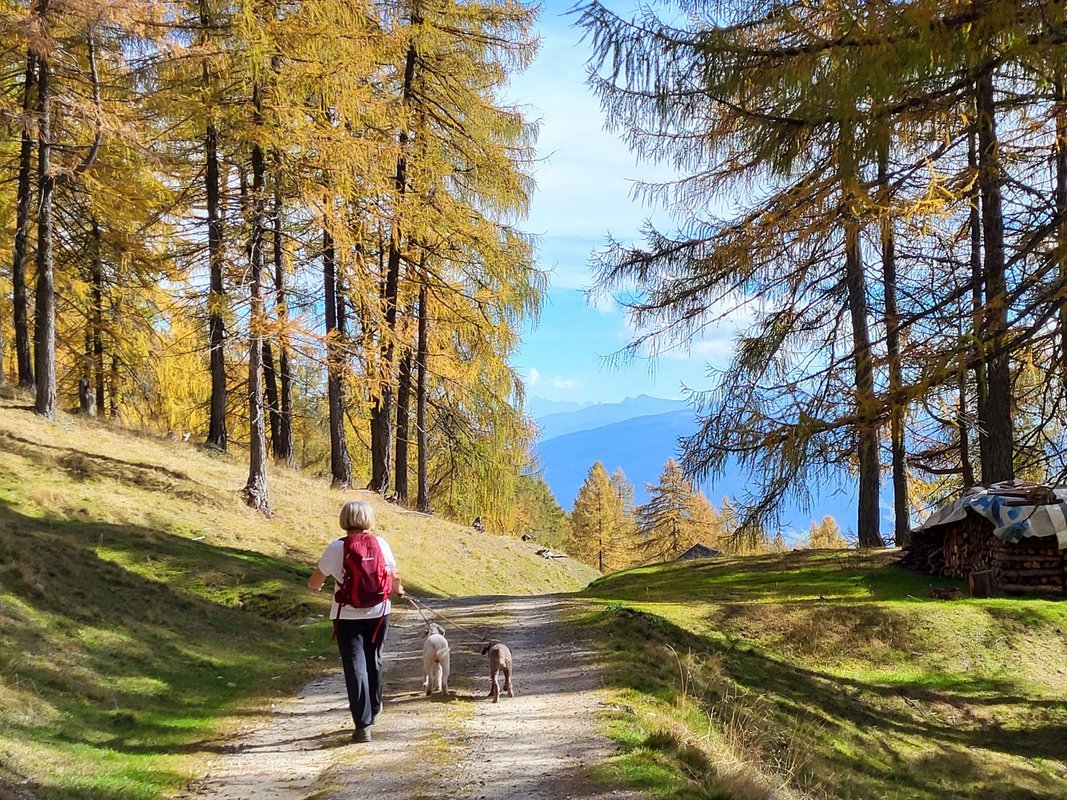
[308,499,404,743]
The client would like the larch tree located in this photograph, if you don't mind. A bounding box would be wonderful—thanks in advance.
[366,0,541,501]
[575,0,1067,547]
[569,461,628,573]
[636,458,711,564]
[806,515,847,549]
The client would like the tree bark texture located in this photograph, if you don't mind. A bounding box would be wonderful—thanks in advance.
[1056,72,1067,396]
[395,347,413,503]
[840,122,883,548]
[879,150,909,546]
[205,121,227,450]
[975,67,1014,483]
[33,15,56,420]
[968,129,988,484]
[243,117,270,513]
[91,216,105,412]
[272,170,294,465]
[12,51,36,390]
[323,228,352,488]
[262,338,280,451]
[369,32,419,495]
[416,285,431,512]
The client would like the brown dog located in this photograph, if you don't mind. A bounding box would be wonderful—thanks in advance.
[481,640,514,703]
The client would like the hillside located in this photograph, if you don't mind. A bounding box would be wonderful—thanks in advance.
[0,392,598,799]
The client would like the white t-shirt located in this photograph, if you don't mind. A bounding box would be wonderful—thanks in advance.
[318,535,397,620]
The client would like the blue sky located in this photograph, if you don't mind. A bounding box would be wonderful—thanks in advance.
[505,1,740,406]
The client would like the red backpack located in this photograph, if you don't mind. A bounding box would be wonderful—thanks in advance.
[335,532,393,618]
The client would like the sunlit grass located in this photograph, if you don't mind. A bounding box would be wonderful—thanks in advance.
[0,397,598,798]
[578,551,1067,800]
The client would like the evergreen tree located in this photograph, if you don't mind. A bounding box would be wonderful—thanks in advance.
[636,458,717,563]
[569,461,627,572]
[513,474,568,549]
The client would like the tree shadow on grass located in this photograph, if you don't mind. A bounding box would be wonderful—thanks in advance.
[0,498,434,770]
[590,604,1067,800]
[1,430,194,488]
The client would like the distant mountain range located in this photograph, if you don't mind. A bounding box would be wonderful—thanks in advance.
[529,395,859,539]
[535,394,689,441]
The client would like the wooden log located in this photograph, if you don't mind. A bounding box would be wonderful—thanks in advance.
[998,567,1064,576]
[969,569,997,598]
[994,556,1059,565]
[997,583,1065,594]
[998,571,1063,581]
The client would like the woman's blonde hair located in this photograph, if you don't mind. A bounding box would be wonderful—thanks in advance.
[339,500,376,532]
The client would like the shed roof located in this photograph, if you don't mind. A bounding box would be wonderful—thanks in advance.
[675,543,723,561]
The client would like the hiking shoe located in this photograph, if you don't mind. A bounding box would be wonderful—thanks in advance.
[352,727,372,743]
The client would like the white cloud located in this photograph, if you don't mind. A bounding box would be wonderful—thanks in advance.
[590,292,616,314]
[527,367,541,386]
[551,376,582,390]
[503,10,680,293]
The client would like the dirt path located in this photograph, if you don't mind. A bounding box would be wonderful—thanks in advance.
[181,595,646,800]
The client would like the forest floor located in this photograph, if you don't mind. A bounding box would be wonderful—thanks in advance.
[176,595,646,800]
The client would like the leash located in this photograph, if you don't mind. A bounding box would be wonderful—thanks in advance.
[404,595,492,645]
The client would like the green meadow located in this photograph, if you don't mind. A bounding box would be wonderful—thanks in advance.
[580,552,1067,800]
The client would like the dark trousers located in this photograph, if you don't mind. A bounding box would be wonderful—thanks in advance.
[335,615,389,729]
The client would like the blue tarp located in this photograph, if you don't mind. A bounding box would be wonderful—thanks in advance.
[918,483,1067,549]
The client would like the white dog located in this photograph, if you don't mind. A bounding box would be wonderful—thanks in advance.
[422,622,450,697]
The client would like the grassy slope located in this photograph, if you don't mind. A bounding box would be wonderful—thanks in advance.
[0,396,598,799]
[580,550,1067,800]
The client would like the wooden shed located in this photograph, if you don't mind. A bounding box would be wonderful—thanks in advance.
[675,543,723,561]
[903,483,1067,596]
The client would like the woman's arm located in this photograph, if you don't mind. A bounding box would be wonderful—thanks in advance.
[392,569,405,598]
[308,567,328,592]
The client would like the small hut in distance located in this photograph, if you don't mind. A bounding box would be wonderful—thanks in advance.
[675,543,723,561]
[902,482,1067,597]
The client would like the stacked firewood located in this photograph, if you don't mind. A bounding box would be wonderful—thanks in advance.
[989,536,1065,594]
[899,528,947,574]
[904,508,1066,595]
[942,514,996,576]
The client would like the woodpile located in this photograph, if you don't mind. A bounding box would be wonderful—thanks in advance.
[903,509,1066,596]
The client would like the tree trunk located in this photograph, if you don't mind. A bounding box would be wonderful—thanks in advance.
[109,350,120,418]
[840,124,883,549]
[91,216,105,413]
[369,31,420,495]
[1056,72,1067,398]
[416,285,431,512]
[975,67,1014,483]
[958,366,975,488]
[272,168,294,466]
[205,121,227,450]
[395,347,413,504]
[879,148,909,546]
[244,99,270,514]
[968,128,988,484]
[33,14,56,421]
[78,326,93,416]
[324,227,352,488]
[12,51,36,390]
[262,337,280,451]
